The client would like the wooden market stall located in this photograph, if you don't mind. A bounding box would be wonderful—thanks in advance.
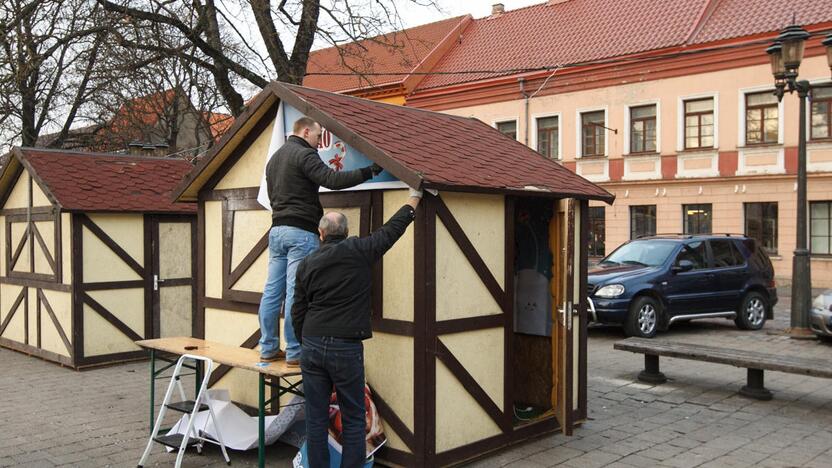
[0,148,196,368]
[172,83,614,467]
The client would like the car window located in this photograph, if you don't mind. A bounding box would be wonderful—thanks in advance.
[602,240,677,267]
[675,241,707,270]
[710,239,744,268]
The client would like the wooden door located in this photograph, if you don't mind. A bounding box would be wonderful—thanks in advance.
[150,216,196,338]
[550,200,575,435]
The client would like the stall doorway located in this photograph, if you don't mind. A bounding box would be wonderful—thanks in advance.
[149,216,197,339]
[512,199,554,424]
[512,198,572,429]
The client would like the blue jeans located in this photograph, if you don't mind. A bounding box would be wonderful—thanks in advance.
[301,336,366,468]
[258,226,319,360]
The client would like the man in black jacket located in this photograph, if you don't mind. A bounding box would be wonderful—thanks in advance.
[258,117,381,364]
[292,189,423,468]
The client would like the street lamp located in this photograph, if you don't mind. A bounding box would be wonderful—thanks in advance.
[766,27,832,338]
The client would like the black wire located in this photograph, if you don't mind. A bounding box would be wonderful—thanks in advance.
[304,29,832,78]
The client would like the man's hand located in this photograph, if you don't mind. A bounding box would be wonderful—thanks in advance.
[406,188,422,209]
[370,163,383,176]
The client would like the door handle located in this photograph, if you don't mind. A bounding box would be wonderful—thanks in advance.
[153,275,165,291]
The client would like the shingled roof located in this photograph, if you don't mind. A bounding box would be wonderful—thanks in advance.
[174,82,613,203]
[302,15,470,95]
[1,147,196,213]
[415,0,832,90]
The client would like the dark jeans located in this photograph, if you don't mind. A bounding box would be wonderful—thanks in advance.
[301,336,366,468]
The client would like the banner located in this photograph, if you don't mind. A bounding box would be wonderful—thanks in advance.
[257,102,406,211]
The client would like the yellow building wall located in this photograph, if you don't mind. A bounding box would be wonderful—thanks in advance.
[205,201,223,298]
[364,331,414,453]
[81,214,145,357]
[5,174,29,209]
[39,290,72,357]
[0,284,25,343]
[214,120,275,190]
[436,193,504,321]
[382,190,414,322]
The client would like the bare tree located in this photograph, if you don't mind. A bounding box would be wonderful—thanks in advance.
[97,0,439,116]
[0,0,111,148]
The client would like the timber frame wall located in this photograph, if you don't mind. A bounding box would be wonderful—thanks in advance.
[0,165,197,369]
[195,183,589,467]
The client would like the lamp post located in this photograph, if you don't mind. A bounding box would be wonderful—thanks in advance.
[766,27,832,338]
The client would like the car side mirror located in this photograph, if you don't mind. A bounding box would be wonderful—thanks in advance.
[672,259,694,273]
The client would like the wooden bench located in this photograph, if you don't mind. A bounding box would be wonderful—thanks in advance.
[613,337,832,401]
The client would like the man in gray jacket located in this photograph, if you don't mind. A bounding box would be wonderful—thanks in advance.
[258,117,380,364]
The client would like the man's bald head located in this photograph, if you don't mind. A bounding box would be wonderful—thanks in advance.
[318,211,348,240]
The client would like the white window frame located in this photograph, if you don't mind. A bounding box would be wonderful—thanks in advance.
[575,106,609,158]
[806,77,832,142]
[492,117,520,141]
[530,112,562,160]
[624,100,661,155]
[677,92,719,152]
[738,85,784,147]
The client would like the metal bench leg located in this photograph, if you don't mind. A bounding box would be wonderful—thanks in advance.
[638,354,667,384]
[739,368,772,400]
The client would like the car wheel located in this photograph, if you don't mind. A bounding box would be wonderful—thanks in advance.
[625,296,661,338]
[735,291,767,330]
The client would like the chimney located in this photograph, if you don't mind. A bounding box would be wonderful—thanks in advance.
[491,3,505,16]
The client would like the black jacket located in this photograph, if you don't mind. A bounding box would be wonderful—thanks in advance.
[292,205,417,341]
[267,135,373,234]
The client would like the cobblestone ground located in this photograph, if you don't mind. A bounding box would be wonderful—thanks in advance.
[1,297,831,467]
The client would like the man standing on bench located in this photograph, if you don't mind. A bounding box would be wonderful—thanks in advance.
[292,189,423,468]
[259,117,381,364]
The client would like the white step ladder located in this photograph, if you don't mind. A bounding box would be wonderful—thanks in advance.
[138,354,231,467]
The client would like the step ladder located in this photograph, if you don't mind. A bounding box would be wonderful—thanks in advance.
[138,354,231,467]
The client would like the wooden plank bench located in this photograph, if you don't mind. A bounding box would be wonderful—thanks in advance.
[613,337,832,401]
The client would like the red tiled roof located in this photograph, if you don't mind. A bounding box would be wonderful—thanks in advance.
[302,16,468,93]
[204,112,234,141]
[15,148,195,213]
[416,0,832,90]
[282,84,612,201]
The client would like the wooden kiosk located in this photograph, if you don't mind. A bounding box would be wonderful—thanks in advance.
[0,148,196,368]
[172,83,614,466]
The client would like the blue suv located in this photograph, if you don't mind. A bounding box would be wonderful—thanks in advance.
[588,235,777,338]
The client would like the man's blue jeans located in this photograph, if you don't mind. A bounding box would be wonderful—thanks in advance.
[301,336,366,468]
[258,225,319,360]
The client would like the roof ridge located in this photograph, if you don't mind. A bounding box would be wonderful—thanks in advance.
[684,0,723,45]
[309,15,469,55]
[19,146,192,163]
[281,82,476,123]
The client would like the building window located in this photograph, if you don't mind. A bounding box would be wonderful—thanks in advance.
[588,207,605,257]
[630,105,657,153]
[496,120,517,140]
[581,110,605,157]
[630,205,657,239]
[683,204,712,235]
[536,116,559,159]
[811,201,832,255]
[745,91,779,145]
[811,86,832,141]
[744,202,778,255]
[684,98,714,149]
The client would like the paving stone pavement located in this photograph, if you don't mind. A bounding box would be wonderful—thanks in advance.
[1,297,831,467]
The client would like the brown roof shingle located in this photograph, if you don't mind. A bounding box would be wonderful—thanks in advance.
[174,82,613,203]
[14,148,195,213]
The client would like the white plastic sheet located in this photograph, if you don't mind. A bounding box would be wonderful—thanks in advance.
[167,388,305,451]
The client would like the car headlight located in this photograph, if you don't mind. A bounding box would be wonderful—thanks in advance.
[595,284,625,298]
